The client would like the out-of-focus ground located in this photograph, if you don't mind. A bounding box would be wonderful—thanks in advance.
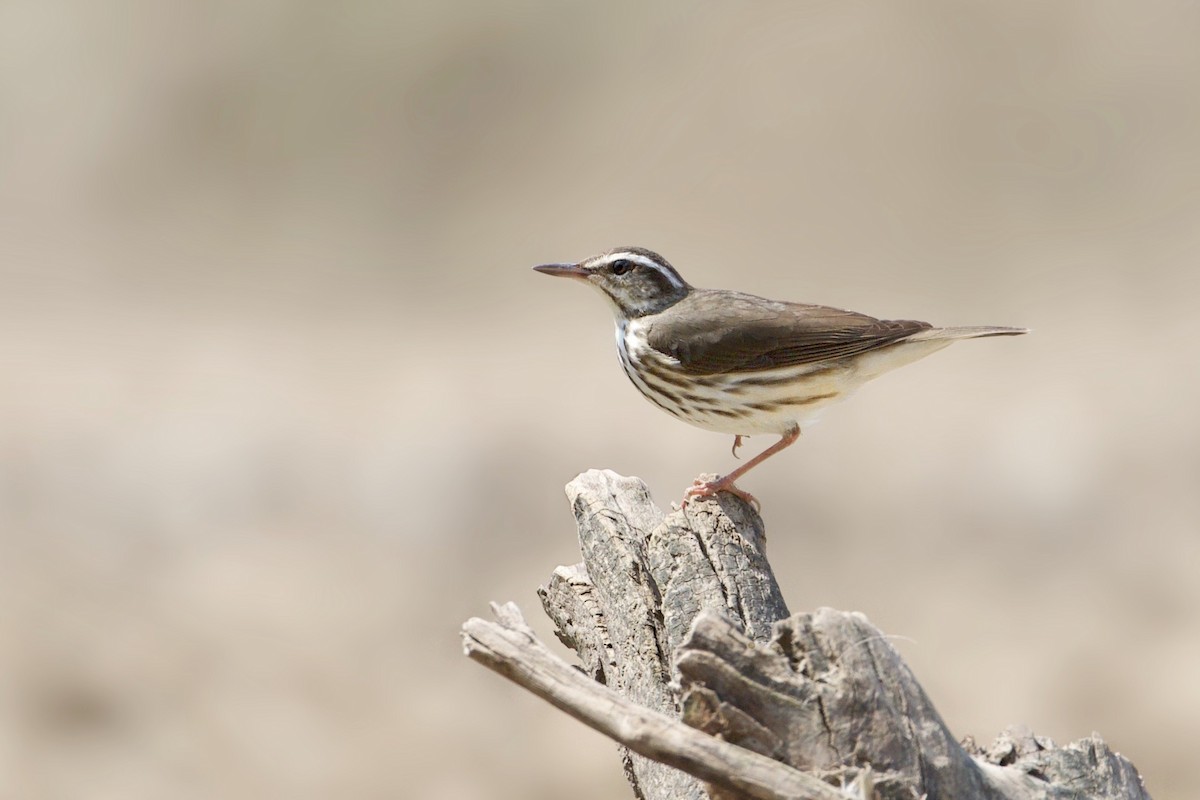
[1,2,1198,798]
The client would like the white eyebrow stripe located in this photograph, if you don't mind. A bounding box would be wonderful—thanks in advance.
[605,251,686,291]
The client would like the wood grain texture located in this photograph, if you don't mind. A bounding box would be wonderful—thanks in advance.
[468,470,1151,800]
[463,603,847,800]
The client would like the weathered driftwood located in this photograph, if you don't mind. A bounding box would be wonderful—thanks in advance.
[463,602,846,800]
[461,469,1150,800]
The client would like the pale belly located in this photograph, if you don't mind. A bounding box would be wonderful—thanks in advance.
[638,361,855,435]
[675,367,853,435]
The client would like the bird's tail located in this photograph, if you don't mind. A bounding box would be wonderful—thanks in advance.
[910,325,1029,341]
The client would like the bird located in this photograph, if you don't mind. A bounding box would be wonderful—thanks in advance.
[533,246,1027,508]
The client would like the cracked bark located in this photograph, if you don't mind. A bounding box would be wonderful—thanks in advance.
[463,469,1152,800]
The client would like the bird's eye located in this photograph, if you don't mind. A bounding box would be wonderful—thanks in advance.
[610,259,633,276]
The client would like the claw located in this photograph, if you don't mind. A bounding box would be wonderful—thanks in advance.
[682,476,761,512]
[730,435,746,459]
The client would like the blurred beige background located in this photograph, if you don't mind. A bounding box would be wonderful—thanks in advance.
[2,1,1198,798]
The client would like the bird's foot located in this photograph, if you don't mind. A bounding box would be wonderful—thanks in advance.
[683,476,760,512]
[730,435,747,459]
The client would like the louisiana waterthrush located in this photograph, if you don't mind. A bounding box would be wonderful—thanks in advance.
[534,247,1026,507]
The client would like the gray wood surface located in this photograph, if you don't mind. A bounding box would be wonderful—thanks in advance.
[463,469,1151,800]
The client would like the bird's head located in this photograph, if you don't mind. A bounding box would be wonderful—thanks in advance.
[533,247,691,318]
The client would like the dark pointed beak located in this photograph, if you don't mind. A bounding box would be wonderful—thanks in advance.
[533,262,587,279]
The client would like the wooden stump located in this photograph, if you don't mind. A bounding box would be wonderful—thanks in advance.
[462,470,1150,800]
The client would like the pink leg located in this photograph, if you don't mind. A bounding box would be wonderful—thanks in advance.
[685,425,801,510]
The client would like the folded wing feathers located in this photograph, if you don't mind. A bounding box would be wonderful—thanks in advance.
[646,290,1026,376]
[646,292,932,375]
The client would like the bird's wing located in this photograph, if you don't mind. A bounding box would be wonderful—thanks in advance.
[645,290,932,375]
